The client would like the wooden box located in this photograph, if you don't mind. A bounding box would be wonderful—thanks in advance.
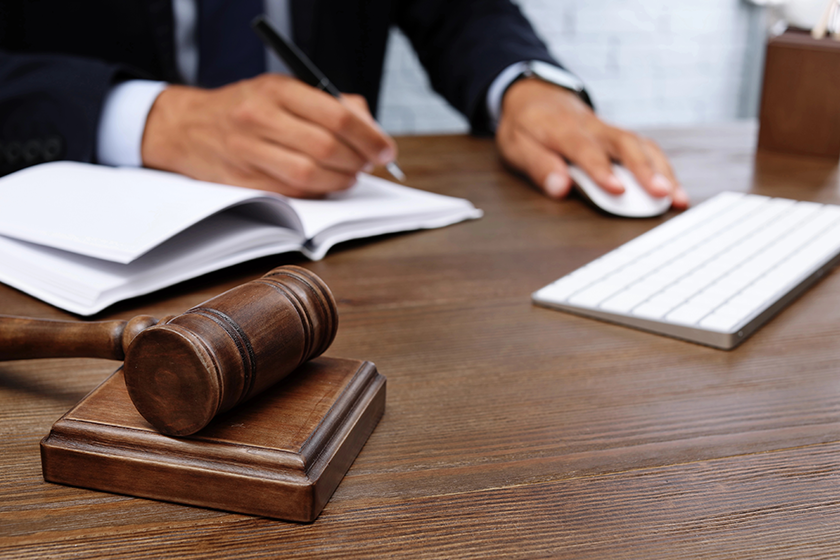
[758,30,840,159]
[40,357,385,522]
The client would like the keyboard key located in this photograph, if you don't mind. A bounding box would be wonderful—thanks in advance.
[698,312,743,332]
[714,300,760,321]
[599,289,651,313]
[726,292,766,310]
[632,302,674,320]
[665,304,711,326]
[687,290,729,309]
[568,280,623,307]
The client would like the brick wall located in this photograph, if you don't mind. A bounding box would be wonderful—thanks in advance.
[377,0,767,134]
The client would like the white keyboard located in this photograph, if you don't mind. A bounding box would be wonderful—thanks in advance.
[532,192,840,349]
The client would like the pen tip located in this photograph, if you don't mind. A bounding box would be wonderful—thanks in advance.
[386,162,406,182]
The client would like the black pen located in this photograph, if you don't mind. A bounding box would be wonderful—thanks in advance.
[251,15,405,182]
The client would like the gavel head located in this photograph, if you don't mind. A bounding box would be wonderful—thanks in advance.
[123,266,338,436]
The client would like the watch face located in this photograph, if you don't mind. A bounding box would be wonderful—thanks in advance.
[528,61,584,92]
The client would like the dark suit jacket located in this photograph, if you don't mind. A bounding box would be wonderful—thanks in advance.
[0,0,558,175]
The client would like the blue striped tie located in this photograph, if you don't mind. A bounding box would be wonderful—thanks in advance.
[198,0,266,88]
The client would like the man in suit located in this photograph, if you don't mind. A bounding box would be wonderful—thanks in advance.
[0,0,687,206]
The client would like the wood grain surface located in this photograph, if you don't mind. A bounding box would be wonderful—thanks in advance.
[758,30,840,159]
[2,123,840,558]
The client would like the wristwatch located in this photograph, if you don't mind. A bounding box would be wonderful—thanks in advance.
[516,60,593,108]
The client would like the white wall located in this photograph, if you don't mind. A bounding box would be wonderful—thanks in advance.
[377,0,768,134]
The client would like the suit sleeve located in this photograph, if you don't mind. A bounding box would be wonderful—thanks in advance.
[0,51,123,176]
[395,0,560,134]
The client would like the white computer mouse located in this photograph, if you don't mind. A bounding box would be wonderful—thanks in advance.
[568,164,672,218]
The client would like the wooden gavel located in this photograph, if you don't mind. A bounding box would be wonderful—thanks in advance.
[0,266,338,436]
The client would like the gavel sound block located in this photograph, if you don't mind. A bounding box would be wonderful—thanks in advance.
[3,266,386,522]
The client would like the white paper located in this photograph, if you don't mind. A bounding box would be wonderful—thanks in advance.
[0,162,482,314]
[288,174,480,240]
[0,162,293,264]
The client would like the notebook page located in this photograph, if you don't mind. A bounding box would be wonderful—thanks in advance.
[0,162,289,264]
[0,213,304,315]
[288,173,482,243]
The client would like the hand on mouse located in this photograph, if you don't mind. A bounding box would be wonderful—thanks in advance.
[495,77,689,209]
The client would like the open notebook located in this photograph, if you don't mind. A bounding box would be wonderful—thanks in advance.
[0,162,482,315]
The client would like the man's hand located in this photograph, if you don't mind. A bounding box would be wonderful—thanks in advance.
[495,78,689,209]
[141,74,397,198]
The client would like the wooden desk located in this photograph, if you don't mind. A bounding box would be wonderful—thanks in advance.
[2,123,840,559]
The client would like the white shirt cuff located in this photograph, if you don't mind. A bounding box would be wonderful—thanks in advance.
[96,80,168,167]
[485,61,584,130]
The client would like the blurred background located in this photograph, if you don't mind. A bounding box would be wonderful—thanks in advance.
[376,0,831,134]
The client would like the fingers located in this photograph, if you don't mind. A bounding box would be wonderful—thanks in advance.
[604,131,690,208]
[640,138,690,208]
[670,185,690,209]
[610,131,690,207]
[241,101,370,174]
[272,78,397,167]
[497,79,689,209]
[607,131,659,196]
[142,77,399,199]
[228,133,358,195]
[505,82,622,195]
[211,163,327,199]
[609,133,690,208]
[500,127,572,199]
[541,127,624,195]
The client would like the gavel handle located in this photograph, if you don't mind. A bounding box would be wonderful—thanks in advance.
[0,315,159,361]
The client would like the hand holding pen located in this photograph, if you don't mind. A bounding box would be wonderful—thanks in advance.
[252,16,405,182]
[140,23,400,198]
